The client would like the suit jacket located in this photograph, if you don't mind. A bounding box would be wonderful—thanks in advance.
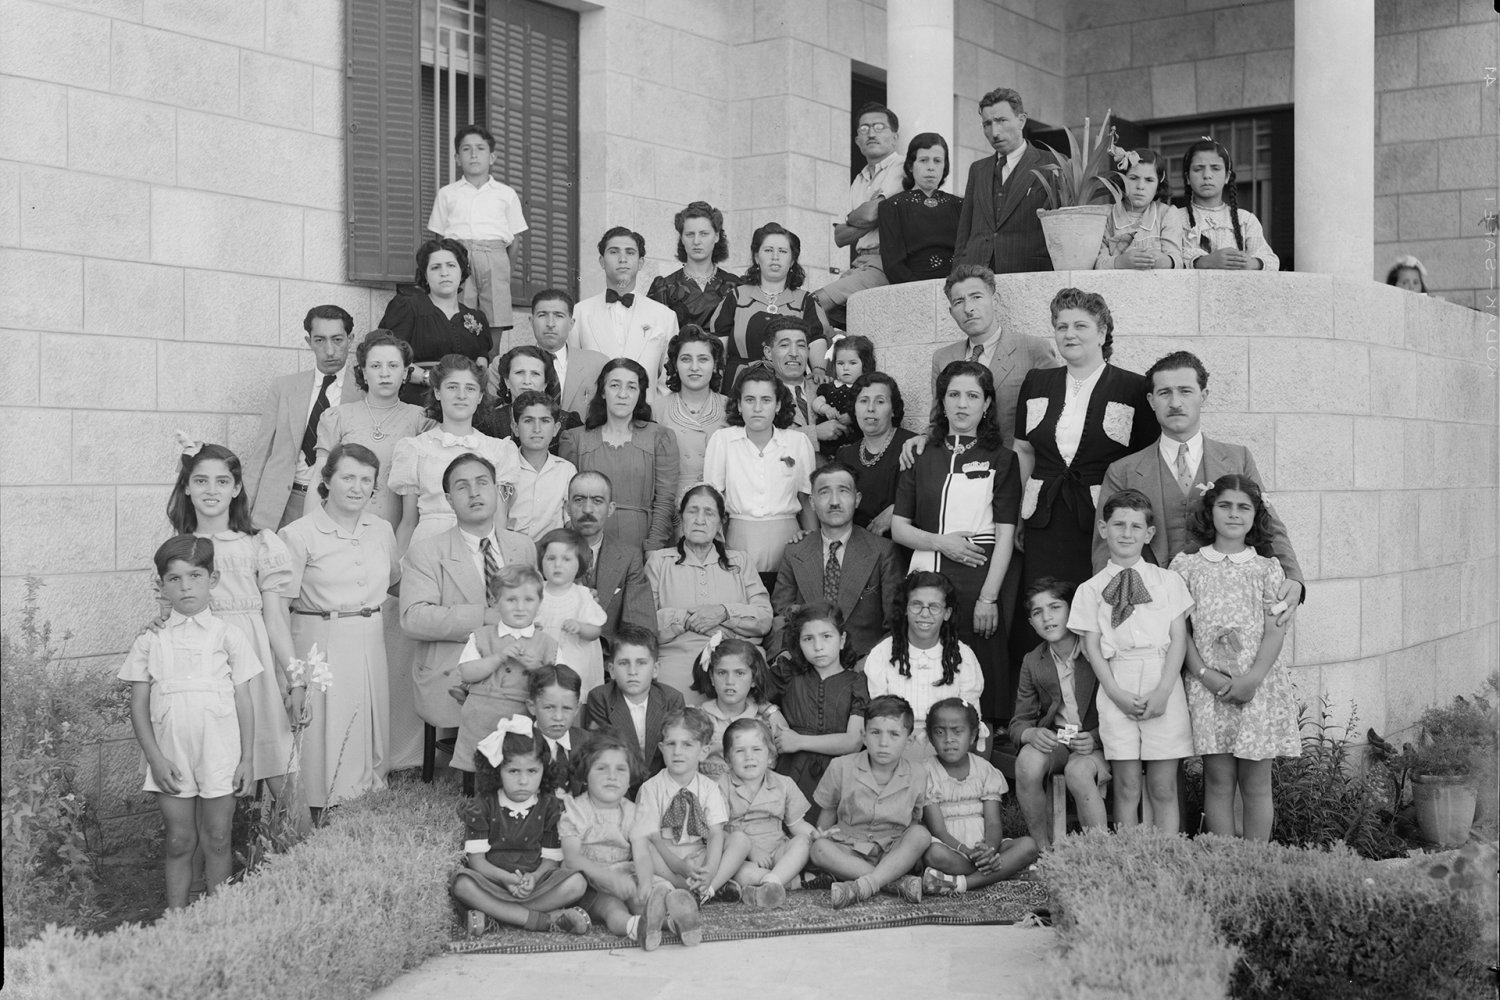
[591,535,658,640]
[583,679,685,785]
[931,331,1060,449]
[398,524,538,726]
[1008,642,1101,747]
[243,368,363,531]
[952,142,1053,274]
[1092,436,1306,595]
[769,527,901,662]
[559,347,608,419]
[569,293,679,389]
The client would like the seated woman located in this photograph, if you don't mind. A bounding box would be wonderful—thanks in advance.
[646,485,773,699]
[710,222,830,389]
[877,132,963,284]
[650,326,729,509]
[834,372,916,540]
[487,345,581,447]
[379,238,494,405]
[647,200,740,330]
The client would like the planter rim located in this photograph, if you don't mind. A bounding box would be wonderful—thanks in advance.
[1412,772,1475,785]
[1037,204,1112,217]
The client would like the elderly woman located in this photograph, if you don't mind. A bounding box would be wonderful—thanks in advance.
[834,371,917,538]
[646,484,773,700]
[651,326,729,507]
[378,238,494,405]
[647,201,741,330]
[559,358,680,553]
[1013,288,1157,591]
[711,222,830,389]
[877,133,963,283]
[487,344,581,445]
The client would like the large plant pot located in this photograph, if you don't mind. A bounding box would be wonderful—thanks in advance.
[1412,774,1476,847]
[1037,205,1111,271]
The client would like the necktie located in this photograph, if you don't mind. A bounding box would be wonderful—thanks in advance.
[999,152,1013,185]
[660,788,709,841]
[480,537,501,606]
[1175,442,1193,495]
[968,343,984,364]
[824,540,842,604]
[605,289,635,308]
[301,374,336,467]
[795,386,809,424]
[1101,567,1153,628]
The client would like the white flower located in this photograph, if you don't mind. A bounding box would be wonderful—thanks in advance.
[305,644,333,692]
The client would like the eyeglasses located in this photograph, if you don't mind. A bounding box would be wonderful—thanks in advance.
[855,122,890,136]
[906,601,947,617]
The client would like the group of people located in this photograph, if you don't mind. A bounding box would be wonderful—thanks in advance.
[119,84,1311,938]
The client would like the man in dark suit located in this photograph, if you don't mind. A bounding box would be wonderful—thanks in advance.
[528,288,606,420]
[242,305,363,529]
[566,470,656,642]
[1093,350,1305,620]
[771,462,901,664]
[952,87,1053,274]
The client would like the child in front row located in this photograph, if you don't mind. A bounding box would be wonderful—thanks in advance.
[921,699,1037,895]
[582,624,686,794]
[452,715,590,936]
[1010,578,1111,851]
[693,635,774,778]
[1176,138,1279,271]
[630,707,738,944]
[121,536,261,909]
[810,695,932,909]
[527,663,586,795]
[711,718,818,909]
[1070,489,1194,832]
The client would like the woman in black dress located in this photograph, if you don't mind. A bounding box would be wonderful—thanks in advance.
[1013,288,1158,591]
[647,201,740,330]
[877,133,963,283]
[834,372,915,539]
[379,238,494,405]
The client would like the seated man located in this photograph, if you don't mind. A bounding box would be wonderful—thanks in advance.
[565,470,656,644]
[813,102,904,325]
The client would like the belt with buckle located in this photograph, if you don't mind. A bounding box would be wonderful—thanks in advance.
[290,606,381,620]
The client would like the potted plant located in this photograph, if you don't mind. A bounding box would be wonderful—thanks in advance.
[1029,110,1125,270]
[1408,689,1496,847]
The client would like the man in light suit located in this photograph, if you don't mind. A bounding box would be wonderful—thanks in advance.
[931,265,1060,449]
[770,462,901,664]
[242,305,363,530]
[569,227,679,390]
[399,452,537,779]
[1093,350,1305,618]
[565,470,656,643]
[528,288,605,420]
[952,86,1054,274]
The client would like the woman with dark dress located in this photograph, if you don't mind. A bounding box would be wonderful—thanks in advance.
[892,360,1021,728]
[710,222,830,389]
[379,238,494,405]
[647,201,740,330]
[1012,288,1158,591]
[834,372,915,539]
[877,133,963,284]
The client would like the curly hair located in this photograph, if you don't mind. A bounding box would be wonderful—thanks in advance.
[494,345,561,405]
[583,358,653,430]
[422,354,493,425]
[780,602,854,675]
[979,87,1024,116]
[691,636,770,702]
[415,237,471,292]
[928,360,1003,451]
[663,324,725,394]
[473,726,557,799]
[850,371,905,428]
[673,201,730,264]
[888,571,964,688]
[1181,139,1244,251]
[168,443,256,535]
[725,362,796,430]
[352,329,414,392]
[742,222,807,290]
[1186,474,1276,557]
[1049,287,1115,362]
[901,132,951,191]
[568,729,641,798]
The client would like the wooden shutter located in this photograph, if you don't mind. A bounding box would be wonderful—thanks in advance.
[488,0,579,301]
[346,0,421,284]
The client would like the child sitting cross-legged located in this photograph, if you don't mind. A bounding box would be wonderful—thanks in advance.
[809,695,932,908]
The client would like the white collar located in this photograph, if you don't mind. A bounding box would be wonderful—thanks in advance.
[546,732,572,754]
[860,151,900,183]
[458,526,499,553]
[497,793,538,818]
[1158,432,1203,467]
[1199,545,1255,564]
[313,367,345,387]
[166,609,212,629]
[821,527,853,552]
[494,623,536,640]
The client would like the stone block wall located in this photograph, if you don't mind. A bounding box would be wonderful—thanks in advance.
[850,272,1498,738]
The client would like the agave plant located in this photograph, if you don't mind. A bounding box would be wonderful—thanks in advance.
[1029,110,1125,209]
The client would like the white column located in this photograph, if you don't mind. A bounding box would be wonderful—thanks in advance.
[1294,0,1374,280]
[887,0,955,187]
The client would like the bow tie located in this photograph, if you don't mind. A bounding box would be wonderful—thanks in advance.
[660,787,709,842]
[441,431,480,449]
[605,289,635,308]
[496,624,536,640]
[1101,567,1153,628]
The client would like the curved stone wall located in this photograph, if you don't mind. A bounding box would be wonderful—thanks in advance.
[850,271,1498,737]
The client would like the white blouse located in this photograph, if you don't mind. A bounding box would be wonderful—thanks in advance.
[702,426,814,521]
[1054,364,1106,466]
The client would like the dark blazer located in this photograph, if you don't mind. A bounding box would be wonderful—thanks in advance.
[931,331,1060,449]
[583,679,685,786]
[1008,642,1101,747]
[952,142,1053,274]
[1093,436,1306,597]
[769,527,901,662]
[545,725,589,794]
[590,535,658,640]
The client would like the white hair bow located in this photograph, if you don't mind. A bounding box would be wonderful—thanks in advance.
[173,429,203,458]
[476,714,534,766]
[695,629,726,672]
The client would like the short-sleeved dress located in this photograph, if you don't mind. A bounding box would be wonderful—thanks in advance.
[388,428,522,547]
[377,292,493,405]
[451,792,574,904]
[316,400,433,527]
[536,583,609,695]
[559,792,638,878]
[768,662,870,811]
[923,752,1008,847]
[1170,547,1300,761]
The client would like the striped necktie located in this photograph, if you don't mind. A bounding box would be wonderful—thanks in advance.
[480,537,501,606]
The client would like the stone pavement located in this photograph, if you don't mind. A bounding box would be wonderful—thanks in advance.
[371,925,1055,1000]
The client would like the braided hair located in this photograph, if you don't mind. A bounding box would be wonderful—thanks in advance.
[888,571,965,688]
[1181,139,1244,252]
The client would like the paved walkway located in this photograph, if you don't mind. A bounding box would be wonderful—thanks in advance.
[372,925,1055,1000]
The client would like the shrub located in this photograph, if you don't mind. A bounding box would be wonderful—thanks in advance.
[1410,677,1498,779]
[2,778,462,1000]
[1042,828,1493,1000]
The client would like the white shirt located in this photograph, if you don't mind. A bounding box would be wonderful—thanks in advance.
[963,327,1004,367]
[295,367,348,485]
[703,426,815,521]
[1069,560,1194,662]
[1055,364,1106,466]
[427,176,529,243]
[1158,432,1204,482]
[821,526,853,569]
[458,525,504,583]
[625,693,649,751]
[549,345,570,396]
[997,148,1020,185]
[509,453,576,542]
[851,151,904,253]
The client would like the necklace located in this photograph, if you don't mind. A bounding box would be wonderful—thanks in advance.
[684,266,715,288]
[760,285,783,314]
[364,398,402,441]
[949,434,973,457]
[919,187,940,208]
[858,429,895,467]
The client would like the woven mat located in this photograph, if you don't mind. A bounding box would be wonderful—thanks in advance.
[446,879,1051,955]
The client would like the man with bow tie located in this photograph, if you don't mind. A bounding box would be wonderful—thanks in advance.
[400,452,538,781]
[569,227,679,393]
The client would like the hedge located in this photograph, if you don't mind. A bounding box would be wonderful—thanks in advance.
[1038,828,1494,1000]
[3,779,461,1000]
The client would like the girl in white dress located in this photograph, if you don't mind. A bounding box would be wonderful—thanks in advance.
[534,527,608,695]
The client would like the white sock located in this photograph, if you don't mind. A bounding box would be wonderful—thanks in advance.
[626,915,640,939]
[955,874,968,893]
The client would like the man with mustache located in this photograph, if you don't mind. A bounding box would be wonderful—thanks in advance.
[1092,351,1305,621]
[566,470,657,643]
